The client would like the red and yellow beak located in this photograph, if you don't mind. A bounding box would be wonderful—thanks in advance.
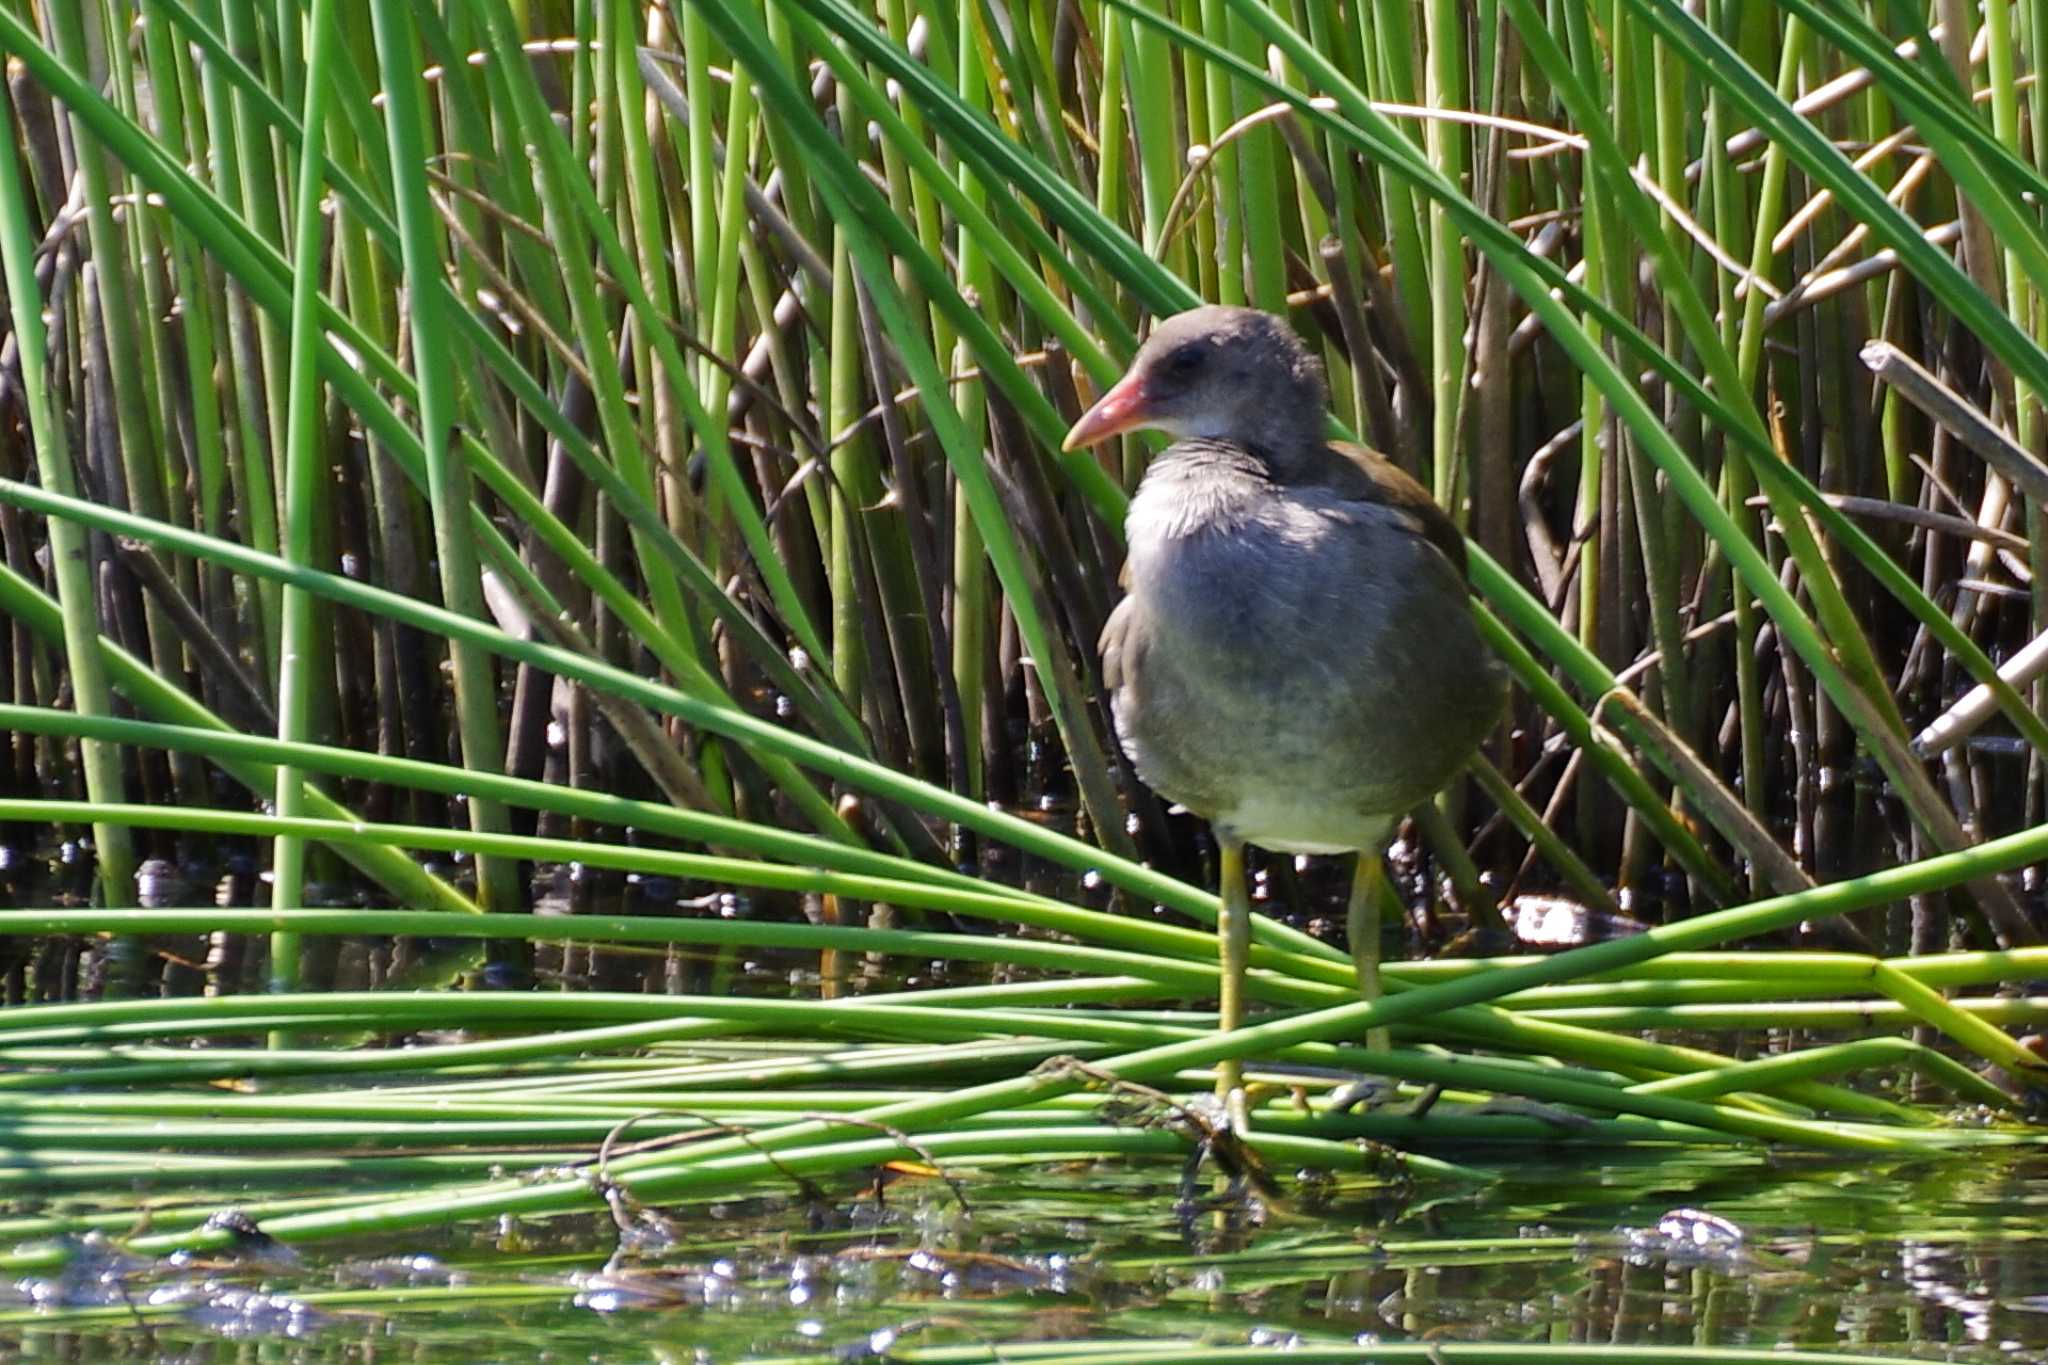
[1062,369,1153,450]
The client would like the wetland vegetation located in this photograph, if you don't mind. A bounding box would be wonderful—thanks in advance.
[2,0,2048,1357]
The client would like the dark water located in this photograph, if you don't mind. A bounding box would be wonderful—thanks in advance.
[7,1146,2048,1360]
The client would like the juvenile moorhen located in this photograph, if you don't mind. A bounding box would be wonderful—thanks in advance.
[1064,305,1506,1119]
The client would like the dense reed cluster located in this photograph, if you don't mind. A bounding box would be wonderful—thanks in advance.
[0,0,2043,1282]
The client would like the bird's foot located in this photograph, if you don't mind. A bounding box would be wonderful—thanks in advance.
[1325,1075,1401,1114]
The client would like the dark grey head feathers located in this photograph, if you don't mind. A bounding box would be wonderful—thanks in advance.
[1132,305,1328,456]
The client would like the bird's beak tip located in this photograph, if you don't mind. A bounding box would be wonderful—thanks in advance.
[1062,373,1149,451]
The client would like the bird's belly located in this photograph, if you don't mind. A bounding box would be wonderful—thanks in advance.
[1211,786,1394,856]
[1108,516,1501,851]
[1114,671,1415,851]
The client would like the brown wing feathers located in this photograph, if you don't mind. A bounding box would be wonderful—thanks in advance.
[1321,441,1471,579]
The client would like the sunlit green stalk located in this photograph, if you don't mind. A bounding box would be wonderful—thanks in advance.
[0,85,135,901]
[270,0,345,1001]
[369,0,520,918]
[1422,0,1470,505]
[1224,4,1286,311]
[211,0,288,674]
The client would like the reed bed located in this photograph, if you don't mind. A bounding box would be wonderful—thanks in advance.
[0,0,2044,1271]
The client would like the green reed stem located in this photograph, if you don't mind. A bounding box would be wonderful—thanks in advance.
[0,88,136,902]
[269,0,346,1000]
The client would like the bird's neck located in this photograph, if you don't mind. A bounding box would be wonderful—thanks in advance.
[1157,406,1327,460]
[1151,437,1270,483]
[1129,441,1269,539]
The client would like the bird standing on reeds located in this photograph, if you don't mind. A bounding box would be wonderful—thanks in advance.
[1063,305,1505,1126]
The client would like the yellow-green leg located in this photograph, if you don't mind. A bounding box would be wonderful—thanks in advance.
[1216,834,1251,1131]
[1347,851,1391,1052]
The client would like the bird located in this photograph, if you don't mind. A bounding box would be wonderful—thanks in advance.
[1062,304,1506,1126]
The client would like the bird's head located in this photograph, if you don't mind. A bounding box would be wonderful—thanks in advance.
[1062,305,1328,455]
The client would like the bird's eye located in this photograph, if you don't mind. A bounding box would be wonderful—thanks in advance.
[1162,343,1205,378]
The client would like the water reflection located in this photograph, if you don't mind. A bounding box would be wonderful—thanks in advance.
[6,1150,2048,1359]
